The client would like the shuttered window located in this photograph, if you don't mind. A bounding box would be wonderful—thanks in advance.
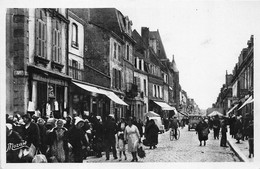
[52,21,61,63]
[36,19,47,58]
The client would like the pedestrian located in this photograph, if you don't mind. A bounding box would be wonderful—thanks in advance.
[124,117,140,162]
[47,119,69,162]
[92,116,103,158]
[229,114,236,138]
[145,119,159,149]
[212,115,221,139]
[195,117,209,146]
[116,121,127,161]
[67,116,89,162]
[136,119,144,138]
[234,116,243,143]
[6,123,25,163]
[103,114,118,160]
[220,119,228,147]
[37,118,48,155]
[168,116,179,139]
[247,119,254,158]
[22,113,40,151]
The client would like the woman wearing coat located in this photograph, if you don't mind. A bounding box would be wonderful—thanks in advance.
[124,117,140,162]
[195,117,209,146]
[47,119,69,162]
[145,119,159,149]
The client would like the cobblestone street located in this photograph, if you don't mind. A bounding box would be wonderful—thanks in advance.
[84,126,240,163]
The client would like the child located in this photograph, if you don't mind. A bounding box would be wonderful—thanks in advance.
[117,124,127,161]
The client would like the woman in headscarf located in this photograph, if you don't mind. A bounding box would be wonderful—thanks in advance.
[195,117,209,146]
[124,117,140,162]
[47,119,69,162]
[145,119,159,149]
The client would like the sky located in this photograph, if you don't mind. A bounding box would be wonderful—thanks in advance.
[1,0,260,110]
[87,0,260,109]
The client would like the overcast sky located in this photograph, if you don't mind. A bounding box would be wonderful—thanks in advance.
[1,0,260,110]
[86,0,260,109]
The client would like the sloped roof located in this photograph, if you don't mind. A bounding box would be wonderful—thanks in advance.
[89,8,122,39]
[149,31,167,59]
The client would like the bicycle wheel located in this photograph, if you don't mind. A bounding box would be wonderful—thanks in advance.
[170,130,174,141]
[176,128,180,140]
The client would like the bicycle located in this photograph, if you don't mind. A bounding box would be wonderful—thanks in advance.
[169,127,180,141]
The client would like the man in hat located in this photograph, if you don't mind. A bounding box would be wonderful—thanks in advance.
[67,116,89,162]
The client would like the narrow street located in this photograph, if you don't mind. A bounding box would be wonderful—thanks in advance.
[84,126,240,163]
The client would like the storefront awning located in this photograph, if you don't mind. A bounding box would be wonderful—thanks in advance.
[73,82,101,94]
[153,101,175,110]
[226,104,238,116]
[99,89,128,106]
[238,95,253,110]
[73,82,128,106]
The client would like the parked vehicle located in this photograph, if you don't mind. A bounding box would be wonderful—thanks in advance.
[188,115,201,131]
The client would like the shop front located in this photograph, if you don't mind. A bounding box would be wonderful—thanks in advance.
[28,65,70,118]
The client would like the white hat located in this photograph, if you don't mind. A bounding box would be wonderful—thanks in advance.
[108,114,114,118]
[6,123,13,130]
[74,116,85,125]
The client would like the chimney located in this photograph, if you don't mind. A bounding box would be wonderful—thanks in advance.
[141,27,149,47]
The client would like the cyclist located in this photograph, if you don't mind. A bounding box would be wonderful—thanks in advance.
[168,116,179,139]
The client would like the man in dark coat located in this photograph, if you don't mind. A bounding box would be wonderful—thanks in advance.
[212,115,221,139]
[22,114,40,149]
[103,115,118,160]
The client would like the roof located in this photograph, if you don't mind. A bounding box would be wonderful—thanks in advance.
[149,31,167,59]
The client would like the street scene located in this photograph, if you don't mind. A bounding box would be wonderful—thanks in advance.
[85,126,240,162]
[3,0,258,166]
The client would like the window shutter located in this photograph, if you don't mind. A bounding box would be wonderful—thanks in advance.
[112,69,116,88]
[44,23,47,58]
[119,70,121,90]
[52,28,55,61]
[115,69,118,89]
[35,19,39,56]
[58,31,61,63]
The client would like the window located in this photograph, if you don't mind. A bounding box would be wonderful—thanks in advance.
[36,11,47,58]
[52,21,61,63]
[139,59,142,70]
[72,60,78,79]
[157,86,160,98]
[72,23,78,47]
[114,43,117,59]
[126,45,129,60]
[134,57,137,68]
[144,79,146,96]
[118,45,121,59]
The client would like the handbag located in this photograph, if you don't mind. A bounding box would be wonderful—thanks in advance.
[23,143,36,159]
[236,132,242,140]
[137,144,146,158]
[32,150,47,163]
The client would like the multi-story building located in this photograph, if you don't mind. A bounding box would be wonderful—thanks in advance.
[67,8,129,120]
[215,35,253,120]
[6,8,70,117]
[132,30,149,121]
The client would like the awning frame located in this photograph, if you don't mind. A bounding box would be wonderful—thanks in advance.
[238,95,253,110]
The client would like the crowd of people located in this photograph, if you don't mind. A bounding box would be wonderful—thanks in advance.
[194,114,254,158]
[6,111,254,163]
[6,111,156,163]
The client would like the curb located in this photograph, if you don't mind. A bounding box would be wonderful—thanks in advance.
[227,139,249,162]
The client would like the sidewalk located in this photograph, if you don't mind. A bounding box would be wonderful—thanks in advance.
[226,128,254,162]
